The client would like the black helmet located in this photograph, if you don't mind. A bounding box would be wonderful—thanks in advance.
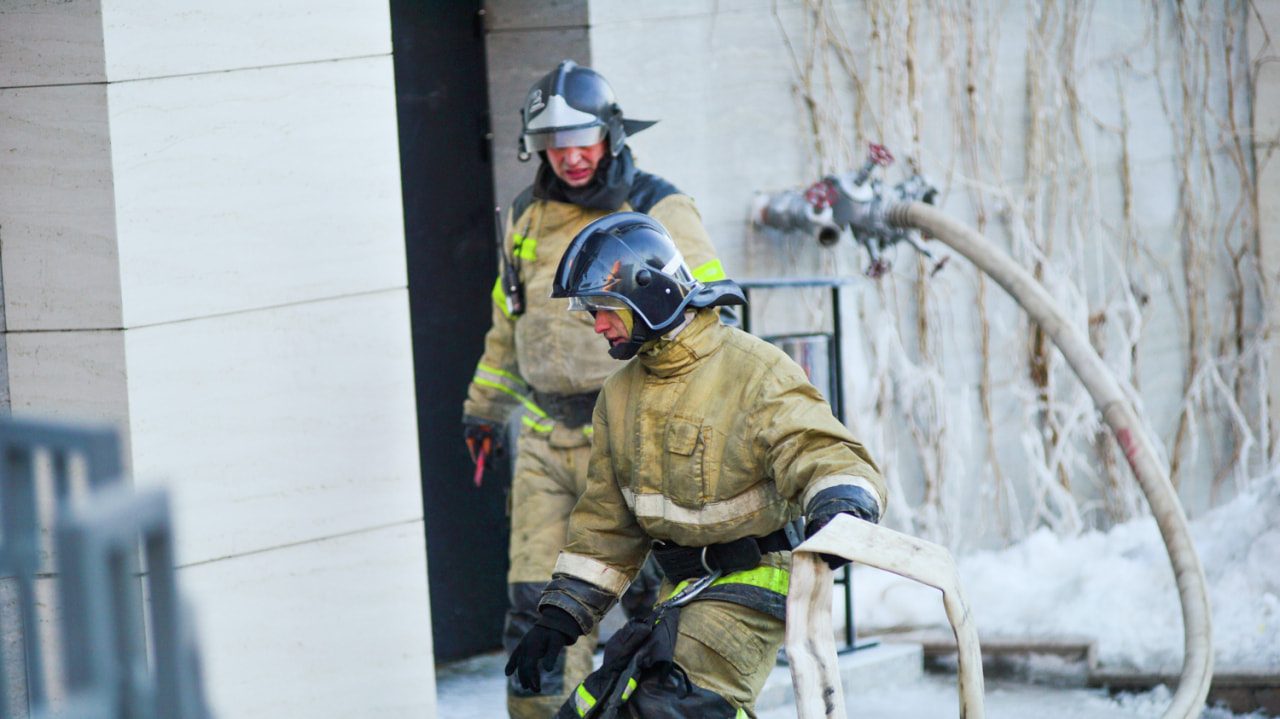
[552,212,746,359]
[519,60,656,160]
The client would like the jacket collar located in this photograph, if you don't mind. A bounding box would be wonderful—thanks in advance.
[638,310,724,378]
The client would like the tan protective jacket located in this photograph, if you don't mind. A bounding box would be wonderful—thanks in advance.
[464,186,722,433]
[550,309,887,599]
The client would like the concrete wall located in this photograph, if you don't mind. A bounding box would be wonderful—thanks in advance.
[588,1,819,272]
[0,1,434,716]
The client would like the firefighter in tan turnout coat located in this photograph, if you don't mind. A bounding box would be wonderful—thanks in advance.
[504,213,888,718]
[463,60,724,719]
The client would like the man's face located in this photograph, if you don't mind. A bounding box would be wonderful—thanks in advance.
[592,309,630,349]
[546,140,608,187]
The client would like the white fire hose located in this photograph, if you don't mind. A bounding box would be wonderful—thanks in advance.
[763,175,1213,718]
[885,201,1213,719]
[788,514,986,718]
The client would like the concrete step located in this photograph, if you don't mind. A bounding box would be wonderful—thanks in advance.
[878,629,1280,716]
[1089,669,1280,716]
[878,628,1097,665]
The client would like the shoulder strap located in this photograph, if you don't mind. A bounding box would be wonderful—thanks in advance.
[627,171,681,215]
[510,185,536,225]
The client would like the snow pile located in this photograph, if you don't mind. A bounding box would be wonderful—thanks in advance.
[1110,685,1269,718]
[854,477,1280,671]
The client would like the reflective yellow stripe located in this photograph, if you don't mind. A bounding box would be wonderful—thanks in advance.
[472,372,564,434]
[622,677,637,701]
[473,377,542,414]
[473,366,548,422]
[473,377,523,401]
[475,382,550,434]
[725,565,790,594]
[581,425,593,436]
[521,413,554,432]
[692,259,726,283]
[513,233,537,261]
[477,363,526,387]
[573,684,596,715]
[491,277,511,319]
[667,565,790,600]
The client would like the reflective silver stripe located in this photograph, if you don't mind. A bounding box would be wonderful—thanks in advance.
[620,483,783,526]
[526,94,597,131]
[801,473,882,516]
[572,684,594,716]
[554,552,630,595]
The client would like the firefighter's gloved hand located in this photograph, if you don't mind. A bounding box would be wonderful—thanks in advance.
[462,419,505,462]
[505,606,581,693]
[804,485,881,571]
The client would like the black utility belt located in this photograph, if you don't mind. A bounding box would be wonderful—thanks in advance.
[532,389,600,428]
[650,522,802,583]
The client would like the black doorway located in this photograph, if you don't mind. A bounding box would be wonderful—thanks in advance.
[390,0,509,663]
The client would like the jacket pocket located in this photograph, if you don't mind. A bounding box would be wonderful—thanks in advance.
[663,417,706,506]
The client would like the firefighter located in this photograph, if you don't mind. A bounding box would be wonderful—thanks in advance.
[463,61,725,719]
[505,213,888,718]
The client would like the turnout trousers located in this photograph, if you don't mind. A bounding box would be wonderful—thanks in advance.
[505,423,597,719]
[559,553,790,719]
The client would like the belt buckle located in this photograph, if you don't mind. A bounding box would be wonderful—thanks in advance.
[664,573,720,609]
[662,565,722,609]
[700,545,716,576]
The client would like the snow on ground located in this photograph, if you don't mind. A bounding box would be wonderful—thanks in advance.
[438,477,1280,718]
[855,476,1280,672]
[439,652,1274,719]
[753,676,1273,719]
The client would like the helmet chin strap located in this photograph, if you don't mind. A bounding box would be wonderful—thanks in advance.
[606,308,644,360]
[608,338,645,361]
[609,326,652,360]
[607,311,694,360]
[609,311,661,360]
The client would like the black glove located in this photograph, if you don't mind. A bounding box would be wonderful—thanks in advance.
[804,485,880,571]
[462,419,505,462]
[504,606,581,693]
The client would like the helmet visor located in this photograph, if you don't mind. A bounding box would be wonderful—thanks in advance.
[524,125,607,152]
[566,294,630,313]
[556,228,693,329]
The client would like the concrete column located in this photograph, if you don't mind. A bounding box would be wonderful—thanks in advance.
[483,0,590,212]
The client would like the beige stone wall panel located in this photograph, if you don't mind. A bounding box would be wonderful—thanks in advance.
[0,84,123,331]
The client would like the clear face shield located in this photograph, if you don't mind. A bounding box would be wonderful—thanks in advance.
[566,293,630,314]
[523,125,607,152]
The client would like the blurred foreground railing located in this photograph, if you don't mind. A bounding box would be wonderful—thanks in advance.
[0,417,212,719]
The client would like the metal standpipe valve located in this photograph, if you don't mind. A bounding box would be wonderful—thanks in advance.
[751,143,941,278]
[750,183,843,246]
